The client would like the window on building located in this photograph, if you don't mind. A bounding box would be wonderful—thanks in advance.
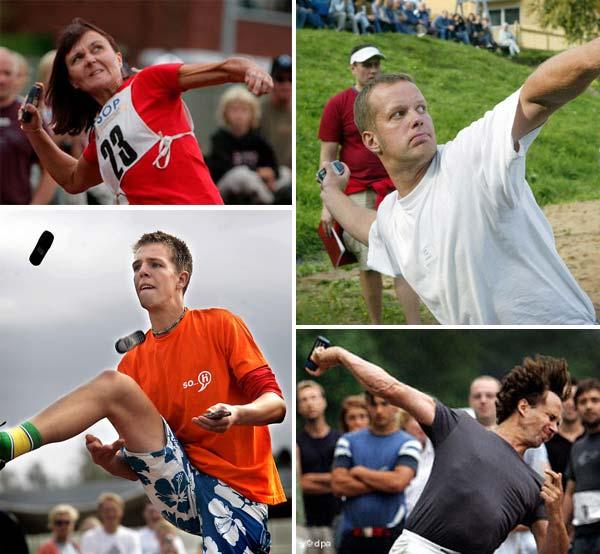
[488,6,520,26]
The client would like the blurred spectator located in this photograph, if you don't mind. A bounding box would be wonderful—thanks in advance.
[0,47,57,204]
[468,375,500,428]
[546,379,584,483]
[329,0,358,33]
[353,0,375,34]
[563,378,600,553]
[414,2,433,36]
[433,10,453,40]
[297,380,341,554]
[400,1,419,35]
[297,0,325,28]
[153,519,186,554]
[452,13,470,44]
[339,394,370,432]
[498,23,520,56]
[0,510,29,554]
[80,492,142,554]
[207,85,279,204]
[12,51,30,96]
[138,503,162,554]
[401,413,434,517]
[37,504,80,554]
[312,0,333,26]
[480,16,496,49]
[78,517,101,534]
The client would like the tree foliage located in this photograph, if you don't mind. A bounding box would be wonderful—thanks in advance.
[530,0,600,43]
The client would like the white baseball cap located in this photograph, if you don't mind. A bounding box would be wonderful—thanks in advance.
[349,46,386,65]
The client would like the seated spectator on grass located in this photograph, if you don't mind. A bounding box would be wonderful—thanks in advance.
[329,0,358,33]
[499,22,521,57]
[414,2,433,36]
[297,0,325,28]
[354,0,380,33]
[312,0,333,26]
[433,10,454,40]
[373,0,394,32]
[207,86,279,204]
[480,17,497,49]
[401,1,419,34]
[452,13,470,44]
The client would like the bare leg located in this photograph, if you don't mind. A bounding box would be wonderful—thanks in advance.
[360,270,383,324]
[29,370,165,453]
[394,277,421,324]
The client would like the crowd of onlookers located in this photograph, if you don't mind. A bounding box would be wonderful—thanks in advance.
[297,0,521,56]
[1,492,196,553]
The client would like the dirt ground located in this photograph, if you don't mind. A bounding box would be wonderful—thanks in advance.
[298,200,600,318]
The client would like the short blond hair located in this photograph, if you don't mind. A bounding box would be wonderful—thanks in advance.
[37,49,57,86]
[48,504,79,527]
[297,379,325,397]
[218,85,261,128]
[97,492,125,510]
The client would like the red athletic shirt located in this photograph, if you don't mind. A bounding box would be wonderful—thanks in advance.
[118,308,286,505]
[83,64,223,205]
[318,87,394,202]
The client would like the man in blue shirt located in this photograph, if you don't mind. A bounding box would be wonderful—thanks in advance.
[332,391,421,553]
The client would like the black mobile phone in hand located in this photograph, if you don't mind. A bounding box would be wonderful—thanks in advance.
[21,83,43,123]
[203,409,232,420]
[306,335,331,371]
[315,160,345,185]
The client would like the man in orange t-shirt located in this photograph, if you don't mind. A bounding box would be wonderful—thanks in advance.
[0,231,286,554]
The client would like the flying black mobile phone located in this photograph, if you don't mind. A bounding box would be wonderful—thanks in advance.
[315,160,345,185]
[306,335,331,371]
[21,83,44,123]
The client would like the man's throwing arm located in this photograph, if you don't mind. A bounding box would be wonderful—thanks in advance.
[514,38,600,144]
[308,346,436,426]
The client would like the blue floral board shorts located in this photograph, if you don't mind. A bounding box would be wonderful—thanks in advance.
[122,420,271,554]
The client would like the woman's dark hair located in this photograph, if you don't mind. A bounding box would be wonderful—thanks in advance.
[47,18,127,135]
[496,355,570,424]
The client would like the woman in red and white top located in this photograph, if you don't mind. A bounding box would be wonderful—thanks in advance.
[20,18,272,205]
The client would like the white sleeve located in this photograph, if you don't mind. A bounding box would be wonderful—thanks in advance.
[367,197,401,277]
[447,88,544,210]
[79,531,93,554]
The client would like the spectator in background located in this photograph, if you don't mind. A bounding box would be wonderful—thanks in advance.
[401,412,434,518]
[78,517,100,534]
[330,0,358,33]
[297,0,325,29]
[207,85,279,204]
[499,23,520,57]
[433,10,453,40]
[468,375,500,428]
[260,54,292,204]
[414,2,432,36]
[0,511,29,554]
[138,503,162,554]
[465,13,481,46]
[353,0,376,34]
[339,394,370,432]
[154,520,186,554]
[400,1,419,35]
[0,47,57,204]
[318,44,421,324]
[12,51,30,96]
[37,504,80,554]
[372,0,393,32]
[297,380,341,554]
[480,16,496,49]
[546,379,584,483]
[80,492,142,554]
[452,13,470,44]
[332,391,421,553]
[563,378,600,552]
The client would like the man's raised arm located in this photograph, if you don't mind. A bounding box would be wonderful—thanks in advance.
[307,346,436,426]
[514,38,600,143]
[319,162,376,246]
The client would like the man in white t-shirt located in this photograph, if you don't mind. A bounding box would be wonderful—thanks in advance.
[80,492,141,554]
[319,41,600,324]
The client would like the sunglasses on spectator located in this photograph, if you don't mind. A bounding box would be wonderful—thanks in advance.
[53,520,71,526]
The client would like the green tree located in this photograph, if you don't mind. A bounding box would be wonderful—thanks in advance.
[530,0,600,43]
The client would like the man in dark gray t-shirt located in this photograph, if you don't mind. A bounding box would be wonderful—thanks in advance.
[306,345,571,554]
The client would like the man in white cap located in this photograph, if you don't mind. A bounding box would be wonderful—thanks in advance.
[318,44,421,324]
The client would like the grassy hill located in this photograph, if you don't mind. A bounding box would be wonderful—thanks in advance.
[296,29,600,261]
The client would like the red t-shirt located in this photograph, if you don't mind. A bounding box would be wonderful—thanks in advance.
[83,64,223,205]
[318,87,394,202]
[118,308,286,505]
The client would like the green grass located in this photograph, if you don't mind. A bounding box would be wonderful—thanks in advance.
[297,30,600,260]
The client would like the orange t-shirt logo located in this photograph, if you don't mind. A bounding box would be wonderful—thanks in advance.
[197,370,212,392]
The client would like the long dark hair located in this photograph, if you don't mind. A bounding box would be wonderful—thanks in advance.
[47,18,127,135]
